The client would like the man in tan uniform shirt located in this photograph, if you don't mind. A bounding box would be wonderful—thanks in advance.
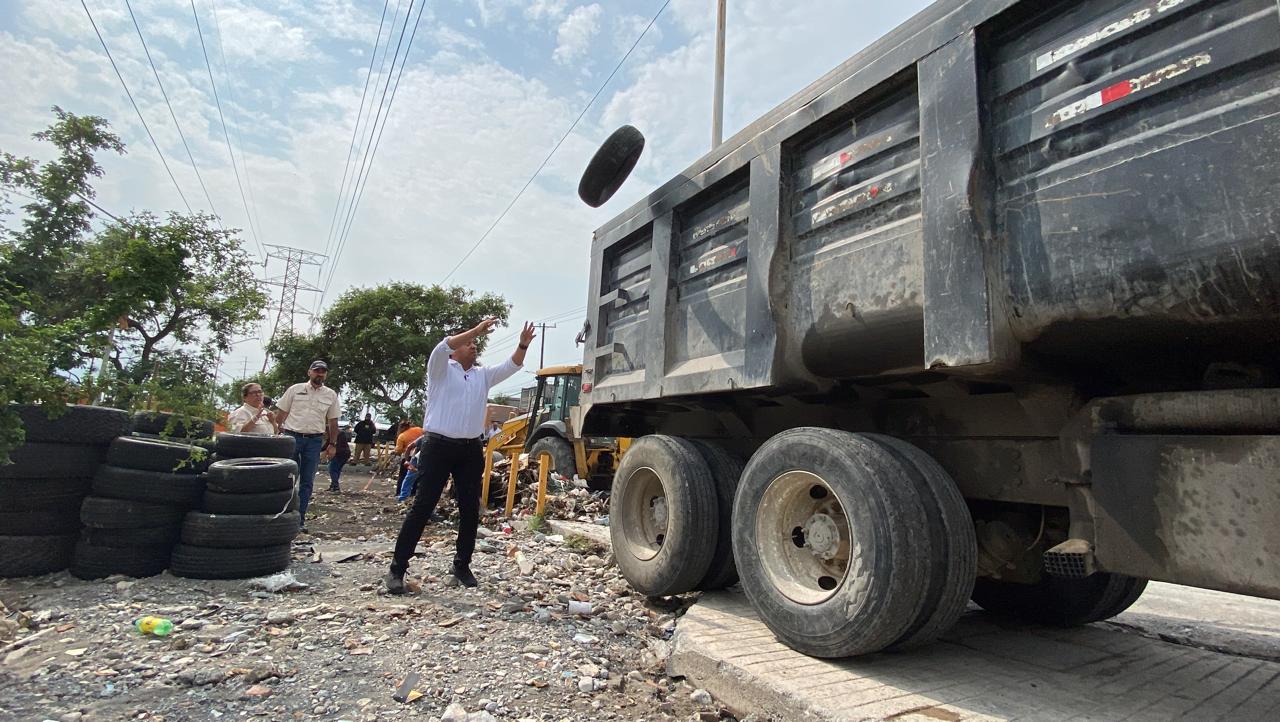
[275,360,340,531]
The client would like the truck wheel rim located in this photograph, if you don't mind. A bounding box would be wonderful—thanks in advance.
[620,466,666,561]
[756,470,851,605]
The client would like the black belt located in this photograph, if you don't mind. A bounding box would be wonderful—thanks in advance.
[424,432,483,445]
[284,430,324,438]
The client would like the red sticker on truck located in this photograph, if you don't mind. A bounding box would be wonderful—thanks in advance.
[1044,52,1211,128]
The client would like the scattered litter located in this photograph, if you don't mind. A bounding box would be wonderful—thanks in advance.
[246,571,308,593]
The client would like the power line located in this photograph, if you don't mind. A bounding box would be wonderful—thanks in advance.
[122,0,220,220]
[190,0,263,260]
[438,0,672,283]
[79,0,193,215]
[320,0,394,260]
[209,0,264,249]
[322,0,425,295]
[318,0,427,305]
[5,187,125,226]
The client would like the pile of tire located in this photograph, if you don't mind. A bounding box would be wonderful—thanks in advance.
[0,405,130,578]
[171,432,300,580]
[71,435,212,580]
[131,411,216,441]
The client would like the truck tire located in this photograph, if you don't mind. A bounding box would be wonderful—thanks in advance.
[70,541,171,580]
[578,125,645,207]
[131,411,214,439]
[201,488,295,515]
[14,404,130,444]
[180,512,300,548]
[80,496,185,529]
[732,428,930,657]
[0,443,106,479]
[529,437,576,476]
[214,432,295,459]
[0,477,92,510]
[206,457,297,493]
[81,525,180,547]
[610,435,718,597]
[91,465,206,507]
[107,436,206,474]
[170,543,291,580]
[971,572,1148,627]
[0,509,82,535]
[0,534,76,577]
[689,440,744,591]
[864,434,977,649]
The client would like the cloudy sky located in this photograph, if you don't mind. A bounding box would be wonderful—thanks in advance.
[0,0,930,400]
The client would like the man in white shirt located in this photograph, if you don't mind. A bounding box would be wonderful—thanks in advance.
[387,318,535,592]
[227,382,276,435]
[274,360,341,531]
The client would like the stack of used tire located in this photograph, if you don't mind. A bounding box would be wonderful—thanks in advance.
[0,405,130,578]
[171,432,300,579]
[131,410,216,441]
[72,435,211,579]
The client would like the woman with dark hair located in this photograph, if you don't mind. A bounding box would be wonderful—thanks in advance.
[228,382,276,435]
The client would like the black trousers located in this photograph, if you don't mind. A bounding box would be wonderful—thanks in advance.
[391,437,484,573]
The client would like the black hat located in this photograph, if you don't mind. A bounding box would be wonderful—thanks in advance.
[309,360,329,371]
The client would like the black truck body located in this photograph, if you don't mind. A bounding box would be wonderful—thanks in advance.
[576,0,1280,656]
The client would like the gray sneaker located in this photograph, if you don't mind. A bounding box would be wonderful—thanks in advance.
[385,569,405,595]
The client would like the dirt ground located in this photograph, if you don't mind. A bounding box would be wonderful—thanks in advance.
[0,464,744,722]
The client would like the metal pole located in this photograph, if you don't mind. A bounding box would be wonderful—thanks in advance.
[712,0,727,148]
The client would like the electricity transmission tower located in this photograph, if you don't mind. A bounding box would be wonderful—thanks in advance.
[260,244,326,370]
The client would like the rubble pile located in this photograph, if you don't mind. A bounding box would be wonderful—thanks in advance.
[0,481,746,722]
[489,457,611,526]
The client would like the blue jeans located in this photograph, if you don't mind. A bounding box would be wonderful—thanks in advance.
[397,468,420,502]
[288,433,323,524]
[329,456,349,490]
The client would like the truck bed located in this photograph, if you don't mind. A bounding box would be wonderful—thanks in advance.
[579,0,1280,424]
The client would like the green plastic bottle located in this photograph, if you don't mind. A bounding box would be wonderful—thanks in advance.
[133,616,174,637]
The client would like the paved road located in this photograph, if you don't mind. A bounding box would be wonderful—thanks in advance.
[669,583,1280,721]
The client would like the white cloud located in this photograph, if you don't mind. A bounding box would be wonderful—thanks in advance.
[2,0,938,379]
[552,3,602,65]
[524,0,568,23]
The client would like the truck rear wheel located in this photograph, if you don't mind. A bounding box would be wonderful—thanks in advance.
[865,434,977,650]
[972,572,1147,626]
[529,436,576,477]
[733,428,930,657]
[610,435,718,596]
[690,440,745,591]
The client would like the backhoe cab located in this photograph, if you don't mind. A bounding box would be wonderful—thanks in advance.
[483,364,627,491]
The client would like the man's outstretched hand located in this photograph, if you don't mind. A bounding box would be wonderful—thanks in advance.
[519,321,537,348]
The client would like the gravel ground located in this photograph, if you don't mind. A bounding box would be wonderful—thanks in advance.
[0,467,744,722]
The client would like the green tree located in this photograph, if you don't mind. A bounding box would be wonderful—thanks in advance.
[0,108,265,459]
[261,331,337,400]
[318,282,509,410]
[78,211,267,386]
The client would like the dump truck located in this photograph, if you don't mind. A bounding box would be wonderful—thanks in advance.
[483,364,628,493]
[573,0,1280,657]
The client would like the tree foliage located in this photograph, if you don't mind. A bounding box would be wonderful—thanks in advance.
[262,283,510,422]
[0,108,264,459]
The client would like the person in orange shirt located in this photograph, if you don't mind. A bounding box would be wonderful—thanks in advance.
[393,420,423,493]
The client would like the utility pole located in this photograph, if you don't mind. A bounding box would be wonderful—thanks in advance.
[712,0,727,148]
[534,322,557,368]
[260,244,326,371]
